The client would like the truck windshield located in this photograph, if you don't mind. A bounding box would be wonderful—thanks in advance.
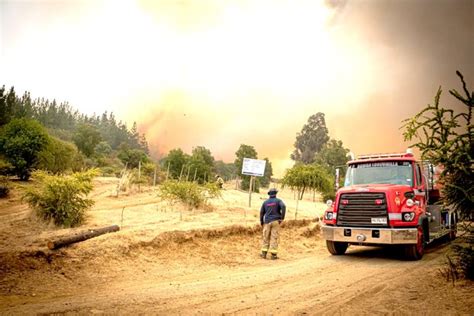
[344,161,414,186]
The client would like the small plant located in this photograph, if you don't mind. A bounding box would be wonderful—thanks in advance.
[0,176,10,198]
[159,180,221,210]
[23,169,97,227]
[100,166,117,177]
[441,239,474,283]
[203,182,222,199]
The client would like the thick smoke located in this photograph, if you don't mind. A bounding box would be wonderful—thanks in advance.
[137,0,472,175]
[323,0,473,156]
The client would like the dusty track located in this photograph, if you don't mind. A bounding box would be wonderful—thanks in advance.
[1,225,472,315]
[0,179,472,314]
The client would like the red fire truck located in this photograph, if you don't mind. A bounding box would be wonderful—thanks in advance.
[322,151,457,260]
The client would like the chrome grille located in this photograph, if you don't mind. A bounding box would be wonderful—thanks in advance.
[336,193,388,227]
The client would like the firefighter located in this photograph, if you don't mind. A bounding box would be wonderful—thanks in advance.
[260,188,286,260]
[215,175,224,189]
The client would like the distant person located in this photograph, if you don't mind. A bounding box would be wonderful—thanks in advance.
[260,188,286,260]
[215,175,224,189]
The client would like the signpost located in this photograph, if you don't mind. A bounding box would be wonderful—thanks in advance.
[242,158,266,207]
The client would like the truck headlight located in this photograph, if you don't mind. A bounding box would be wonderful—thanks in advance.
[325,212,334,220]
[405,198,415,207]
[402,212,415,222]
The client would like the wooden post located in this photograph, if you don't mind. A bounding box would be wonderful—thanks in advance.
[166,162,170,181]
[138,161,141,192]
[295,189,300,220]
[116,166,128,197]
[186,165,191,181]
[179,165,185,181]
[248,176,254,207]
[121,207,125,228]
[193,168,197,182]
[153,165,157,186]
[295,199,299,220]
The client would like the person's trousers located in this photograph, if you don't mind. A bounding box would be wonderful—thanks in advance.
[261,221,280,254]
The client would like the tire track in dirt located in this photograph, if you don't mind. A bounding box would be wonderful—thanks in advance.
[1,219,472,315]
[4,240,471,315]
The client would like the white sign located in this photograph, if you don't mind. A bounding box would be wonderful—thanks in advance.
[242,158,266,177]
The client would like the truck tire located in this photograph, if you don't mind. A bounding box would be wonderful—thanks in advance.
[404,226,424,260]
[326,240,348,255]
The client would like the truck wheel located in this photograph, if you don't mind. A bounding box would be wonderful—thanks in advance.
[404,226,424,260]
[326,240,348,255]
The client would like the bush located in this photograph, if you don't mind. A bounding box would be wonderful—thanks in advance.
[97,157,123,177]
[0,176,10,198]
[23,169,97,227]
[100,166,118,177]
[130,162,157,185]
[159,180,221,209]
[0,118,49,180]
[203,182,221,199]
[117,148,148,169]
[37,137,82,174]
[443,237,474,282]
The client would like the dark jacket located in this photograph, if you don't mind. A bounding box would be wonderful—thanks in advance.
[260,196,286,225]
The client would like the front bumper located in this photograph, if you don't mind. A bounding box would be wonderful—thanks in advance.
[322,225,418,244]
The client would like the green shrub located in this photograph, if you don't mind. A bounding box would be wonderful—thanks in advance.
[141,162,157,183]
[37,136,82,174]
[0,176,10,198]
[203,182,222,199]
[100,166,117,177]
[0,118,49,180]
[23,169,97,227]
[159,180,221,209]
[96,157,123,177]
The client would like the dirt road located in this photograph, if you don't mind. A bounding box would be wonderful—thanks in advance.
[1,179,472,314]
[1,224,472,315]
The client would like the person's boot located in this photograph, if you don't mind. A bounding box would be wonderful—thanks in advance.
[260,251,267,259]
[271,253,278,260]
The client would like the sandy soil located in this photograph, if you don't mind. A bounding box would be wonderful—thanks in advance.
[0,178,472,315]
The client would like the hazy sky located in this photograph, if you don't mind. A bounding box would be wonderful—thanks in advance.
[1,0,473,176]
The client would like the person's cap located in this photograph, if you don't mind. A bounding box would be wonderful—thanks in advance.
[268,188,278,195]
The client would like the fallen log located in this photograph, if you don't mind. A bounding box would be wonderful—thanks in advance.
[47,225,120,250]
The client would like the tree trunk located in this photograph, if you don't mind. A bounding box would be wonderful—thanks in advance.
[47,225,120,250]
[299,186,306,200]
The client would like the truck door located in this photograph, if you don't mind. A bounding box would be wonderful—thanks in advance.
[414,163,426,207]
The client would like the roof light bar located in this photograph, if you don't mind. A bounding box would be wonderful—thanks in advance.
[357,152,413,160]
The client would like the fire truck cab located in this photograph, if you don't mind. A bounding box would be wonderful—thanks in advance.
[321,151,457,260]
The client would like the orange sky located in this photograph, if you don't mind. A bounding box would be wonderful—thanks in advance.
[1,0,472,176]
